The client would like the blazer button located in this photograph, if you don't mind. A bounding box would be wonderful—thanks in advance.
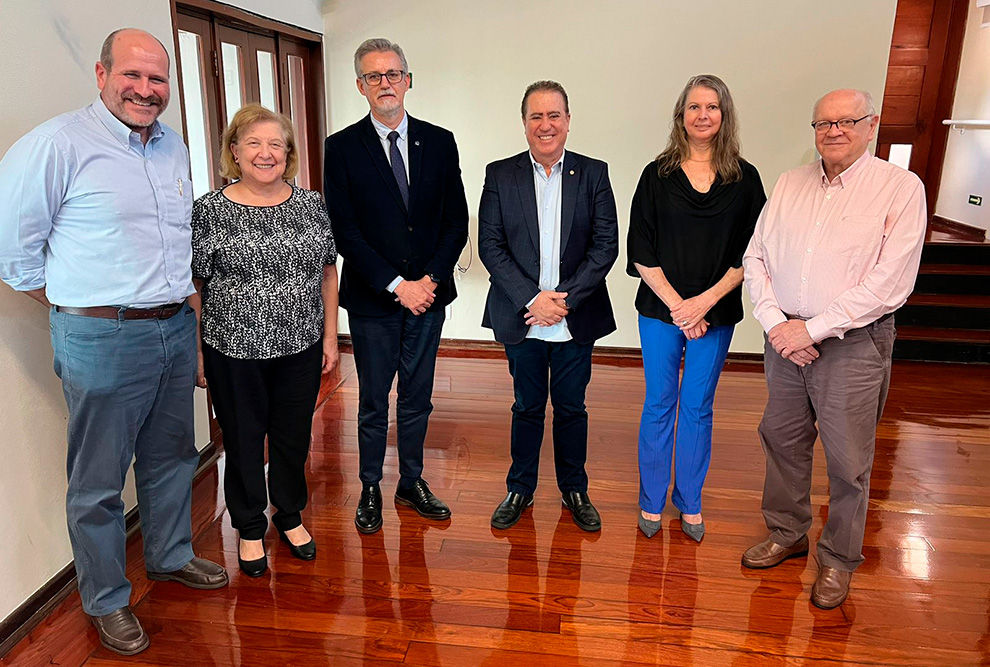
[408,226,413,232]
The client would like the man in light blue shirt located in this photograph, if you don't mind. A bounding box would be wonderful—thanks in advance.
[479,81,619,532]
[0,28,227,656]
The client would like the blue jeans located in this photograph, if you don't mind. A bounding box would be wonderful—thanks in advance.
[637,315,733,515]
[50,304,199,616]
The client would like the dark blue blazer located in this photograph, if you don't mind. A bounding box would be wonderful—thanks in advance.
[478,150,618,345]
[323,114,468,317]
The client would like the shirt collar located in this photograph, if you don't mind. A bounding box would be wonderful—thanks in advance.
[530,148,566,176]
[91,96,164,148]
[819,149,871,189]
[371,111,408,142]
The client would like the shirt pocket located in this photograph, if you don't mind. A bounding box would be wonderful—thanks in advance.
[829,215,882,257]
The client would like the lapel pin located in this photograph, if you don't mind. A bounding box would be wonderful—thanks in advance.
[569,170,574,175]
[414,140,420,146]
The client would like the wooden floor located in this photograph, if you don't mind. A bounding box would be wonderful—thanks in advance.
[4,353,989,666]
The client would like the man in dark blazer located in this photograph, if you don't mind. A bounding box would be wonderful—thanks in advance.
[324,38,468,534]
[478,80,618,532]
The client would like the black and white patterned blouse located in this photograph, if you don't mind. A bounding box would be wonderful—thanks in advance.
[191,184,337,359]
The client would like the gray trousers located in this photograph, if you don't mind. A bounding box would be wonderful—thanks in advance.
[758,315,894,572]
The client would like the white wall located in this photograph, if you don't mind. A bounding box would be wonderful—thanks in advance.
[0,0,323,630]
[323,0,898,352]
[935,1,990,233]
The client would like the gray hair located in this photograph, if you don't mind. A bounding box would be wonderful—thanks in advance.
[521,80,569,118]
[812,89,876,119]
[100,28,169,70]
[353,38,408,77]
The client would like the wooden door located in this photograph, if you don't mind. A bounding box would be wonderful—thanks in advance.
[878,0,968,217]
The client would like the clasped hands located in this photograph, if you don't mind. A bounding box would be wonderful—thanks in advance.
[768,319,819,367]
[524,290,569,326]
[670,295,714,340]
[394,276,437,315]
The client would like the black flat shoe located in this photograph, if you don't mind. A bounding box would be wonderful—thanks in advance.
[355,484,383,534]
[238,554,267,577]
[394,479,451,520]
[561,491,601,532]
[491,491,534,530]
[278,529,317,560]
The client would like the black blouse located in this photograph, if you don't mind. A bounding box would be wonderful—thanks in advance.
[191,185,337,359]
[626,159,765,327]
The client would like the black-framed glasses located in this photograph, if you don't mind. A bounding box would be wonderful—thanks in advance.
[811,114,873,133]
[360,70,406,86]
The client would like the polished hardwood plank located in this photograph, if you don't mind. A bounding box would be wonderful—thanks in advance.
[3,354,988,666]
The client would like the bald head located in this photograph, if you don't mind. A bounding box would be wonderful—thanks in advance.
[812,89,875,120]
[100,28,170,72]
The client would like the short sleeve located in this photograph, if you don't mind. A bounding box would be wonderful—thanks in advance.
[626,162,660,275]
[190,194,215,280]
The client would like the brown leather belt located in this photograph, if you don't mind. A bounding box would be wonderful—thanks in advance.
[55,303,184,320]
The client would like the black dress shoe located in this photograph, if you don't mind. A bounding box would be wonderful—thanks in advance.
[238,553,268,578]
[279,528,317,561]
[90,606,149,656]
[491,492,534,530]
[561,491,601,532]
[355,484,383,534]
[394,479,451,520]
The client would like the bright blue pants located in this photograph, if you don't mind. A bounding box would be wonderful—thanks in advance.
[637,315,733,515]
[50,304,199,616]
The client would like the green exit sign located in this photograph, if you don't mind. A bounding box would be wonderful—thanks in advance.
[970,194,983,206]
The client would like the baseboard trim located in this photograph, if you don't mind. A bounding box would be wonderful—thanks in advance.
[0,440,221,658]
[932,215,988,241]
[337,334,765,370]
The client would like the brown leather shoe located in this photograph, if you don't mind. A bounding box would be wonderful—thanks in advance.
[147,556,229,589]
[741,534,809,569]
[811,565,852,609]
[90,607,149,656]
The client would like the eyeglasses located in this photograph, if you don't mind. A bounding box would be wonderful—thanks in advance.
[359,70,406,86]
[811,114,873,133]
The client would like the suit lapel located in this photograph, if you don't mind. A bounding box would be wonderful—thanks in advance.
[560,152,578,253]
[514,153,540,252]
[407,116,423,214]
[360,115,407,213]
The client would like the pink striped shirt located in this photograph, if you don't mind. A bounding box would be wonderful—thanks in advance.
[743,151,926,342]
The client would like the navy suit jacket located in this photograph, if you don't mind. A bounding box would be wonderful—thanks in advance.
[478,150,618,345]
[323,114,468,317]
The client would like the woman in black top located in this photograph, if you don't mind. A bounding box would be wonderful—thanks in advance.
[190,104,338,576]
[627,75,765,540]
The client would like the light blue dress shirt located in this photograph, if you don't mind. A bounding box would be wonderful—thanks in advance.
[0,97,195,307]
[527,150,571,342]
[370,112,410,293]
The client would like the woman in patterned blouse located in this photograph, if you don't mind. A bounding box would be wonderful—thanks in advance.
[190,104,338,578]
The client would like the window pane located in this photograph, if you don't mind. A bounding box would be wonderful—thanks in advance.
[287,55,310,189]
[257,51,277,111]
[178,30,214,198]
[221,42,244,124]
[887,143,913,170]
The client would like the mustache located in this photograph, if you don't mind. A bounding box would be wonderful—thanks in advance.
[123,93,163,106]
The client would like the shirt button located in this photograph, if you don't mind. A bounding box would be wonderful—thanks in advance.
[816,222,821,226]
[407,226,413,232]
[806,248,812,253]
[802,278,807,283]
[826,195,831,200]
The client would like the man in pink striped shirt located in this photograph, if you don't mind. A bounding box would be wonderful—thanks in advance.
[741,89,926,609]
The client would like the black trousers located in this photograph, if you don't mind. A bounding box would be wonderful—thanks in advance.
[349,309,445,487]
[503,338,594,496]
[202,341,323,540]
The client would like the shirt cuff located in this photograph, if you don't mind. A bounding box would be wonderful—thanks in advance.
[386,276,403,293]
[757,308,787,334]
[525,294,538,309]
[804,315,834,344]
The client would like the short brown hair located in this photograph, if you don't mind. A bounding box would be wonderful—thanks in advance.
[220,104,298,180]
[521,80,569,118]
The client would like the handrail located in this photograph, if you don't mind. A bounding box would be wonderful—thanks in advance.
[943,119,990,134]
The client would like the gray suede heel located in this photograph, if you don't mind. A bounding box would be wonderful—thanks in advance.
[638,514,662,538]
[679,513,705,542]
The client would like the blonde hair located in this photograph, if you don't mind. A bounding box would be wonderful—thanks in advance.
[220,104,298,180]
[656,74,742,183]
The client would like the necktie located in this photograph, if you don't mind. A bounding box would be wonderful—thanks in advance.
[387,130,409,210]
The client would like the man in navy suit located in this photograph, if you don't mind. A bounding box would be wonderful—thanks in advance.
[324,38,468,534]
[479,80,618,531]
